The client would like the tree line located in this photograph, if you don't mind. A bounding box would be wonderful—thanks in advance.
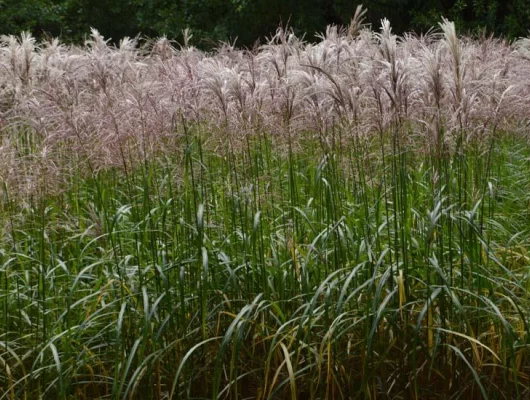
[1,0,528,47]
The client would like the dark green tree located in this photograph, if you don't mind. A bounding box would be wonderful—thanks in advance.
[0,0,528,45]
[0,0,64,37]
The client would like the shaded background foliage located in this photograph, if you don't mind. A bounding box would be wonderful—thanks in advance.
[0,0,529,47]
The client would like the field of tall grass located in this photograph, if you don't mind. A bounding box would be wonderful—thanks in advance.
[1,11,530,399]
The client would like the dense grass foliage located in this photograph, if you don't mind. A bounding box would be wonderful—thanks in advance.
[1,130,530,399]
[1,19,530,399]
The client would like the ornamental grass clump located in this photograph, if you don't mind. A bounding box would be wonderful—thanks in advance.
[0,14,530,399]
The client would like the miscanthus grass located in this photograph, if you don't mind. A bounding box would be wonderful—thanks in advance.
[0,125,529,399]
[0,14,530,400]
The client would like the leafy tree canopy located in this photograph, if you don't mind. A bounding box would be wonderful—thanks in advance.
[0,0,528,47]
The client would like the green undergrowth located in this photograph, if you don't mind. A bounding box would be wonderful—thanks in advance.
[1,129,529,399]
